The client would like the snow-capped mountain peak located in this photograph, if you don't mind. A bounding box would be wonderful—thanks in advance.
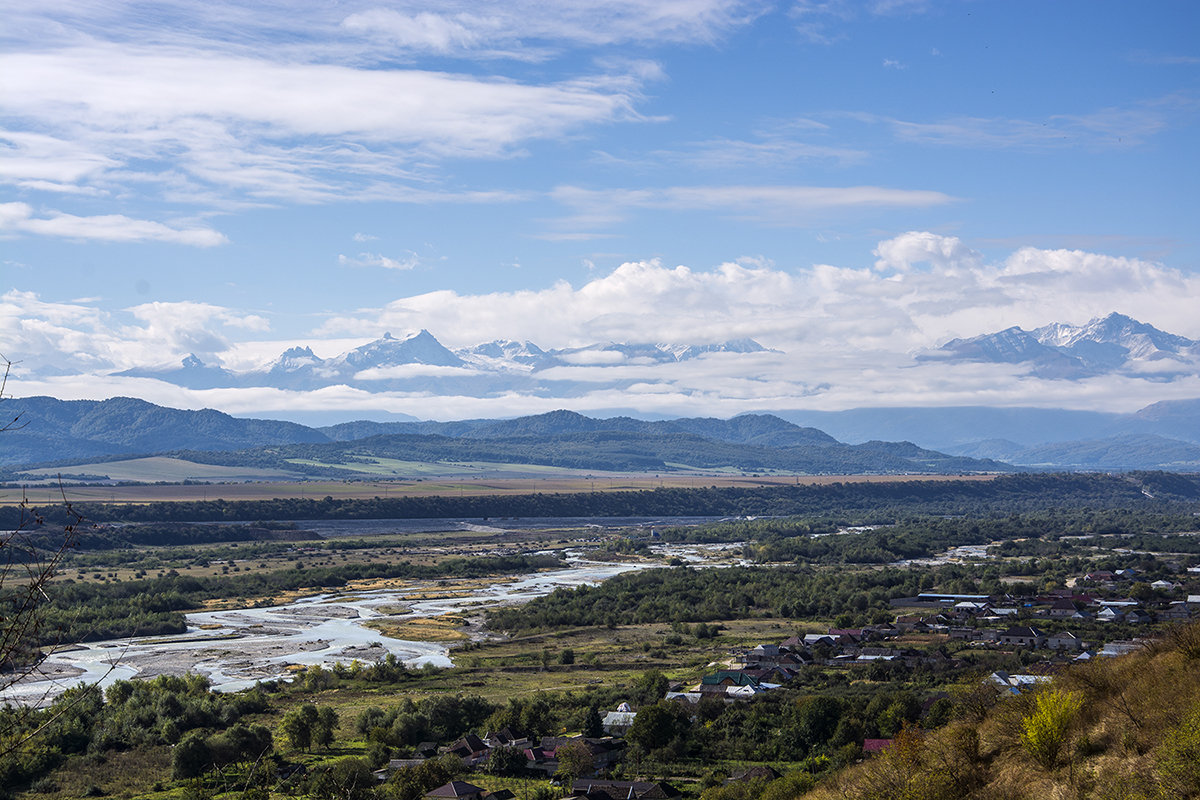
[334,329,464,369]
[268,346,323,373]
[933,312,1199,379]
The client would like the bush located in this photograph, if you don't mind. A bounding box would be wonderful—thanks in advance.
[1020,689,1083,769]
[1157,703,1200,796]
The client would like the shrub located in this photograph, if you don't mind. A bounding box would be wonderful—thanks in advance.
[1020,688,1083,769]
[1157,703,1200,796]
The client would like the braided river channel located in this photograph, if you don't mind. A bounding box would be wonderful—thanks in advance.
[6,520,746,706]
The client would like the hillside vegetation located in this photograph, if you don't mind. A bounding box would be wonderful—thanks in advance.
[802,623,1200,800]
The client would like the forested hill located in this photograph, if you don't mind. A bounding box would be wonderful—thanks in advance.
[0,395,329,464]
[170,428,1008,476]
[10,472,1200,527]
[3,399,1008,475]
[320,410,840,447]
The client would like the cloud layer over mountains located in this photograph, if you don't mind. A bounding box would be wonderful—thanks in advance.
[6,233,1200,420]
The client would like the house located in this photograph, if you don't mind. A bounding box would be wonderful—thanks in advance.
[953,601,991,617]
[1100,641,1143,657]
[1048,599,1079,619]
[1047,631,1083,651]
[989,671,1051,694]
[741,666,798,684]
[602,706,637,736]
[523,746,554,769]
[1085,571,1114,583]
[1151,580,1176,591]
[664,691,703,704]
[701,671,763,688]
[570,781,681,800]
[1097,607,1124,623]
[999,626,1046,648]
[1126,609,1154,625]
[426,782,487,800]
[445,734,489,765]
[484,727,528,750]
[726,684,771,700]
[726,766,781,783]
[540,737,623,772]
[1161,603,1194,620]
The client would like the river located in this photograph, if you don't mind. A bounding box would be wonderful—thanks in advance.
[4,542,743,706]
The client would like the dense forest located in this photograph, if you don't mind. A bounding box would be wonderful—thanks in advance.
[8,473,1200,530]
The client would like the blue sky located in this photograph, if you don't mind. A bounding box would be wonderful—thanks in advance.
[2,1,1199,419]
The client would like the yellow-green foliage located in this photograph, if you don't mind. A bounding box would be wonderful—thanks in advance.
[1020,688,1082,769]
[1157,703,1200,797]
[803,620,1200,800]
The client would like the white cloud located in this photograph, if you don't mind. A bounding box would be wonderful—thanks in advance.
[354,364,480,380]
[873,231,982,273]
[0,202,227,246]
[8,234,1200,417]
[340,1,766,55]
[0,43,649,207]
[872,102,1177,150]
[313,236,1200,363]
[339,251,420,271]
[0,130,118,190]
[0,292,270,375]
[546,183,955,234]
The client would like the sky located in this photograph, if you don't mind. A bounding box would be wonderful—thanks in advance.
[2,0,1199,421]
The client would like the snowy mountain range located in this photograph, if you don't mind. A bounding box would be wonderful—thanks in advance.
[924,313,1200,379]
[118,330,773,392]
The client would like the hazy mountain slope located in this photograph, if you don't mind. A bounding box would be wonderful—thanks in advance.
[958,433,1200,470]
[1,396,330,466]
[175,428,1012,475]
[775,406,1132,449]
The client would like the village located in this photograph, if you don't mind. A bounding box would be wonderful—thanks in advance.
[376,563,1200,798]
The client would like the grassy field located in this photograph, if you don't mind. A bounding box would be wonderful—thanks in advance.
[0,472,996,505]
[18,455,307,483]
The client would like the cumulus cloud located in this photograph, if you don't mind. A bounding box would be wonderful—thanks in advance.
[313,235,1200,359]
[873,231,982,273]
[9,234,1200,416]
[0,202,227,246]
[0,292,269,375]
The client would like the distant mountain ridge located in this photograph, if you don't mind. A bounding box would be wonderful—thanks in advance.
[117,329,774,392]
[7,393,1200,474]
[926,312,1200,379]
[944,434,1200,471]
[0,396,329,465]
[0,398,1007,476]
